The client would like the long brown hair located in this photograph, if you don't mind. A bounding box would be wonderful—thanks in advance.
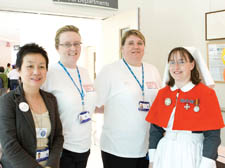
[167,47,201,86]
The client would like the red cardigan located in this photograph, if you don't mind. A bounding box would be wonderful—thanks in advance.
[146,83,224,131]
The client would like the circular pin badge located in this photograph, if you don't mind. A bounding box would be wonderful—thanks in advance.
[40,130,47,137]
[165,98,171,106]
[19,102,29,112]
[194,106,200,112]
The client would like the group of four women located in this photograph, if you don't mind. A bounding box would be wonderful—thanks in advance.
[0,25,224,168]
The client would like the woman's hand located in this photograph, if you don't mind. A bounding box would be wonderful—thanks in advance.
[95,106,104,113]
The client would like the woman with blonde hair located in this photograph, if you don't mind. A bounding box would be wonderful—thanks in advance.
[95,29,161,168]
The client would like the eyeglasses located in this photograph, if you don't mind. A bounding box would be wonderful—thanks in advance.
[127,41,144,46]
[169,59,187,66]
[59,42,82,48]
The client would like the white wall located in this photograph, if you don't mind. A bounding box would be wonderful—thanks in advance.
[99,9,139,72]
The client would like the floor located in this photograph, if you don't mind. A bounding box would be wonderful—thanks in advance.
[86,113,104,168]
[87,113,225,168]
[217,145,225,167]
[86,144,103,168]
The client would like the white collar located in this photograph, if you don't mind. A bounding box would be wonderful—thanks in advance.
[170,82,195,92]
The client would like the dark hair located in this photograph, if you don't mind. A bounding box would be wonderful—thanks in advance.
[167,47,201,86]
[7,63,11,67]
[0,66,4,73]
[12,65,16,69]
[16,43,49,70]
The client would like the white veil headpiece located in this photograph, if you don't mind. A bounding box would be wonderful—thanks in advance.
[162,47,215,87]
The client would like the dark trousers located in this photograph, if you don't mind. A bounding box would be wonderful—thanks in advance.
[7,78,10,88]
[9,79,19,90]
[101,151,149,168]
[60,148,90,168]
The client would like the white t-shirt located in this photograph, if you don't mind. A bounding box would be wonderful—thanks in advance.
[7,69,19,80]
[95,60,161,158]
[42,63,96,153]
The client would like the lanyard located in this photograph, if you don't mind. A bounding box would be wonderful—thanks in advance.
[58,61,85,108]
[122,59,145,99]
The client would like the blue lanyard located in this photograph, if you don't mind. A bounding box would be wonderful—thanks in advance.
[58,61,85,107]
[122,59,145,99]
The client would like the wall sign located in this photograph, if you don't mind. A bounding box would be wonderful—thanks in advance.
[205,10,225,40]
[53,0,118,10]
[207,41,225,83]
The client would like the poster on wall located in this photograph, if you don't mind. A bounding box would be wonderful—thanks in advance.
[205,10,225,40]
[207,42,225,83]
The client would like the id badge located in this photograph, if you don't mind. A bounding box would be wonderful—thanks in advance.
[36,128,47,138]
[83,84,95,92]
[138,101,150,112]
[79,111,91,124]
[146,81,158,89]
[36,148,49,162]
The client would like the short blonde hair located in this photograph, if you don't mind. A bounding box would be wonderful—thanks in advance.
[55,25,80,49]
[121,29,145,46]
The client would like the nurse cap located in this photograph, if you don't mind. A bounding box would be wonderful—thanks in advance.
[162,47,215,87]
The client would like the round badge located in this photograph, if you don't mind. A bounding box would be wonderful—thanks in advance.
[19,102,29,112]
[40,130,46,137]
[165,98,171,106]
[194,106,200,112]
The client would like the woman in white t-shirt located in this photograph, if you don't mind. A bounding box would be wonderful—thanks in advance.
[95,29,162,168]
[42,25,96,168]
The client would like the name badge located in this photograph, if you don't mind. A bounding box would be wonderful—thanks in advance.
[146,82,158,89]
[19,102,29,112]
[138,101,150,112]
[36,128,47,138]
[36,148,49,162]
[79,111,91,124]
[83,84,95,92]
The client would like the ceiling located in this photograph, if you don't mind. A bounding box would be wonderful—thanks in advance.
[0,10,103,43]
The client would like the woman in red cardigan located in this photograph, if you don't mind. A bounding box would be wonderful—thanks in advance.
[146,47,224,168]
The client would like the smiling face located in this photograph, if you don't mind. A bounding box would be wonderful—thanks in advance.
[18,53,47,89]
[122,35,145,66]
[57,31,81,68]
[169,51,194,88]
